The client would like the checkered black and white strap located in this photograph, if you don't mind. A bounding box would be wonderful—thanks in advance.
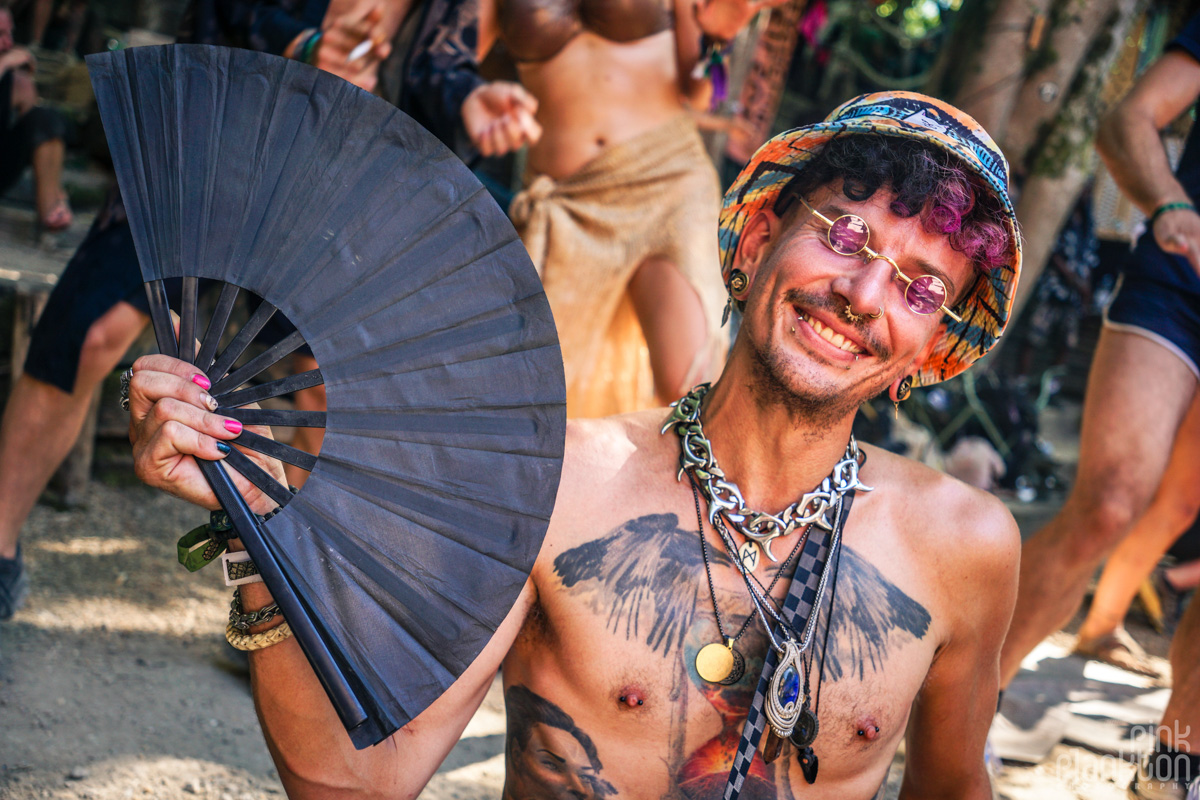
[722,491,855,800]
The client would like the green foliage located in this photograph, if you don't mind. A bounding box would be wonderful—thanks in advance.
[873,0,961,39]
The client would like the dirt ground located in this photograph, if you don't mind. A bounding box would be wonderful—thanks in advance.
[0,256,1173,800]
[0,460,1177,800]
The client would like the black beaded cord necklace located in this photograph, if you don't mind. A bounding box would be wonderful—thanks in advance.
[792,536,843,783]
[691,483,807,685]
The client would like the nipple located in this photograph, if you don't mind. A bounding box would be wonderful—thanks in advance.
[617,685,646,708]
[855,718,881,741]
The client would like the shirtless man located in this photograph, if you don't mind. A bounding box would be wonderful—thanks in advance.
[126,93,1022,799]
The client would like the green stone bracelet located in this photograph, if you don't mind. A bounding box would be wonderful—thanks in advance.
[1149,201,1197,227]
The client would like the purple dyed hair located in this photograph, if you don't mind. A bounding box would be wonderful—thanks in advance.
[775,133,1013,274]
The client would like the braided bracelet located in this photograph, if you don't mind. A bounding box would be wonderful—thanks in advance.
[226,620,293,652]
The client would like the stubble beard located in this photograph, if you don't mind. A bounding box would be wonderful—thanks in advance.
[747,290,896,427]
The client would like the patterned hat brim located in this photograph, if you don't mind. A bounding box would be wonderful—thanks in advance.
[718,94,1022,388]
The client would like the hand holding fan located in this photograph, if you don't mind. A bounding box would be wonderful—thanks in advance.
[87,44,566,748]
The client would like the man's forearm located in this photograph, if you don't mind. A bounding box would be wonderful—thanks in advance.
[239,586,383,797]
[1097,106,1191,216]
[898,763,993,800]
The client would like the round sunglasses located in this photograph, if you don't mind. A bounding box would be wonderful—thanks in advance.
[799,198,963,323]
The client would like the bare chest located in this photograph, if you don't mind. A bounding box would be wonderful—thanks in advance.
[501,511,940,799]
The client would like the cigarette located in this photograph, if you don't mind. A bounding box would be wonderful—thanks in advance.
[347,38,373,64]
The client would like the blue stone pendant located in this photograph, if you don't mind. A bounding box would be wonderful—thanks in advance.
[765,639,803,738]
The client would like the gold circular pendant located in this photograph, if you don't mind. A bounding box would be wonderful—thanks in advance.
[696,642,735,683]
[738,540,760,572]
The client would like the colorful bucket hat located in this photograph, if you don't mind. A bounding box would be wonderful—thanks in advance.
[718,91,1023,387]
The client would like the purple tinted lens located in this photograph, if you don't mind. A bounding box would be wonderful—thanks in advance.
[905,275,947,315]
[828,215,868,255]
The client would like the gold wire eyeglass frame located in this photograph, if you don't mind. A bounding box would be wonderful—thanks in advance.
[798,197,964,323]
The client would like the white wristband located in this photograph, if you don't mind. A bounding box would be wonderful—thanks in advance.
[220,550,263,586]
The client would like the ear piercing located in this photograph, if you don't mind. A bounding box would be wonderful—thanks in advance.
[893,375,912,419]
[723,270,750,326]
[729,270,749,294]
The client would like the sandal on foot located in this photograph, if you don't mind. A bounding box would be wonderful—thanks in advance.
[38,195,73,232]
[1073,627,1161,678]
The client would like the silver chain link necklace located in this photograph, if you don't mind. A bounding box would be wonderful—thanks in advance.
[661,383,872,562]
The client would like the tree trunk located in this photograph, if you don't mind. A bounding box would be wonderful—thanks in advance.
[1003,0,1145,332]
[954,0,1053,142]
[1003,0,1121,172]
[725,0,809,164]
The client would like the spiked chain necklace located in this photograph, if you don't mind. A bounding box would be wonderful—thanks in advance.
[663,384,872,768]
[661,383,871,562]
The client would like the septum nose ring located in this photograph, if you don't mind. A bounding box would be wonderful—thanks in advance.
[843,305,884,322]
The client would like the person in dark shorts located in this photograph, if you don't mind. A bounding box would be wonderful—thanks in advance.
[999,13,1200,799]
[0,0,504,620]
[0,4,72,231]
[0,0,399,620]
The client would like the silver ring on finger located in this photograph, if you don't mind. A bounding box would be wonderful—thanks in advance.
[119,367,134,412]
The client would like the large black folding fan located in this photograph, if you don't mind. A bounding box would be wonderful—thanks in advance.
[87,44,566,748]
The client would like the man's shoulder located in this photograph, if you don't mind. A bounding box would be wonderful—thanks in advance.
[544,409,675,529]
[562,408,672,477]
[859,443,1020,637]
[536,409,681,580]
[861,443,1020,568]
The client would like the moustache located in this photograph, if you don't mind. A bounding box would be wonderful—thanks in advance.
[783,289,891,361]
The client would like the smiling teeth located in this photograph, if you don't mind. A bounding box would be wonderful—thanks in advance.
[798,313,864,354]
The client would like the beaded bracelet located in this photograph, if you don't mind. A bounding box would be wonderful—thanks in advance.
[1149,201,1197,227]
[226,620,293,651]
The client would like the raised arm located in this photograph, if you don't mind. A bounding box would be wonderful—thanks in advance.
[127,355,533,797]
[1096,41,1200,275]
[898,492,1019,800]
[252,579,532,798]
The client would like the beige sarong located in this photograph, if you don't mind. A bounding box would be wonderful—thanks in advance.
[509,114,728,418]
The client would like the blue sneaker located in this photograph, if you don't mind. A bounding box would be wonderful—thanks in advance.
[0,545,30,620]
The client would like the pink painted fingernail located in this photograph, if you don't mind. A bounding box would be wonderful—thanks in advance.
[224,419,243,435]
[192,374,211,390]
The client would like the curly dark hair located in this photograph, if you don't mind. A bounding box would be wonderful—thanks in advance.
[774,134,1014,274]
